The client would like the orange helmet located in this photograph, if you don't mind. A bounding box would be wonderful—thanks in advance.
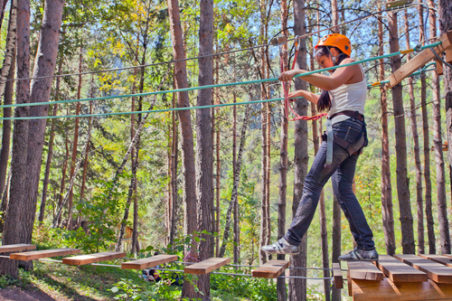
[315,33,351,56]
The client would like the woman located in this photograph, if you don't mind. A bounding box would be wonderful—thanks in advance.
[262,33,378,261]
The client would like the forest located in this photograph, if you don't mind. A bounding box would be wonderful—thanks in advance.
[0,0,451,300]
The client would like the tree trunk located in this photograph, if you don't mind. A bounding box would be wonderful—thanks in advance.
[0,0,9,32]
[289,0,308,299]
[196,0,214,298]
[428,0,450,254]
[169,83,179,246]
[277,1,289,299]
[378,6,396,255]
[219,107,250,258]
[0,0,31,277]
[66,48,83,229]
[167,0,198,297]
[404,9,424,254]
[0,2,16,225]
[232,90,238,263]
[439,0,452,227]
[116,66,138,252]
[214,52,220,257]
[388,10,415,254]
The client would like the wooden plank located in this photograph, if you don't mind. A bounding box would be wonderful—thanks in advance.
[251,260,289,279]
[419,254,452,268]
[332,262,343,289]
[10,248,80,261]
[347,261,384,281]
[121,254,178,270]
[184,257,230,275]
[387,48,434,87]
[0,244,36,254]
[386,30,452,88]
[351,278,452,301]
[62,251,126,266]
[434,59,444,75]
[377,255,427,282]
[394,254,452,283]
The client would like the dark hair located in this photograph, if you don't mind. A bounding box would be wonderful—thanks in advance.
[315,46,349,112]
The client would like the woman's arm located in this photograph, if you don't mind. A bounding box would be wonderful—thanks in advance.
[288,89,320,104]
[279,58,361,90]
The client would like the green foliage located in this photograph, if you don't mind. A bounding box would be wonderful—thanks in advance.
[211,274,277,300]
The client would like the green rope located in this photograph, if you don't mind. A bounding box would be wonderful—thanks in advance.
[0,41,441,111]
[1,97,285,120]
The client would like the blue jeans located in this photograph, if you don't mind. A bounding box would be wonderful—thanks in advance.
[284,118,375,250]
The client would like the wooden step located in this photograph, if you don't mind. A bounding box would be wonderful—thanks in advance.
[184,257,230,275]
[62,251,126,266]
[332,262,343,289]
[395,254,452,283]
[377,255,427,282]
[251,260,289,279]
[347,261,384,281]
[121,254,178,270]
[10,248,81,261]
[0,244,36,253]
[419,254,452,268]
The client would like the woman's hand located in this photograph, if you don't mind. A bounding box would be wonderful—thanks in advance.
[279,69,304,81]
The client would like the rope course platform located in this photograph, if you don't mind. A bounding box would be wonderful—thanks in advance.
[9,248,81,261]
[0,244,36,253]
[62,251,126,266]
[184,257,231,275]
[121,254,178,270]
[337,254,452,300]
[251,260,289,279]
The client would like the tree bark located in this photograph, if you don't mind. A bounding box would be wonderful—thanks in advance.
[388,10,415,254]
[196,0,214,298]
[167,0,198,297]
[289,0,308,299]
[428,0,450,254]
[0,0,31,277]
[169,83,179,246]
[404,9,424,254]
[378,6,396,255]
[0,2,16,224]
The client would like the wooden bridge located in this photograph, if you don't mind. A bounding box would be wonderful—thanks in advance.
[3,244,452,299]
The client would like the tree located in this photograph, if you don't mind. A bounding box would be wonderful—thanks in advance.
[388,10,414,254]
[378,4,395,255]
[289,0,308,299]
[167,0,198,297]
[404,9,424,254]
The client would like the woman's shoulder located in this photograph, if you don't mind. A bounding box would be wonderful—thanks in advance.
[340,57,356,64]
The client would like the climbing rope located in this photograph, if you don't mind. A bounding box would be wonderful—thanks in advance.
[0,1,423,85]
[0,40,442,122]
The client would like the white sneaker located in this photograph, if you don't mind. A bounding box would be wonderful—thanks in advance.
[261,238,299,255]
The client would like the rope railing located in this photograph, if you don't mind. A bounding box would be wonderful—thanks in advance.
[0,41,442,120]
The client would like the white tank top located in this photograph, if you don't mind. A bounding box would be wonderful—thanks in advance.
[327,64,367,124]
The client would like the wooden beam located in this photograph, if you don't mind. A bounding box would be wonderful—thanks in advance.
[62,251,126,266]
[332,262,343,289]
[385,30,452,88]
[0,244,36,253]
[10,248,80,261]
[251,260,289,279]
[184,257,230,275]
[377,255,427,282]
[394,254,452,283]
[347,261,384,281]
[121,254,178,270]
